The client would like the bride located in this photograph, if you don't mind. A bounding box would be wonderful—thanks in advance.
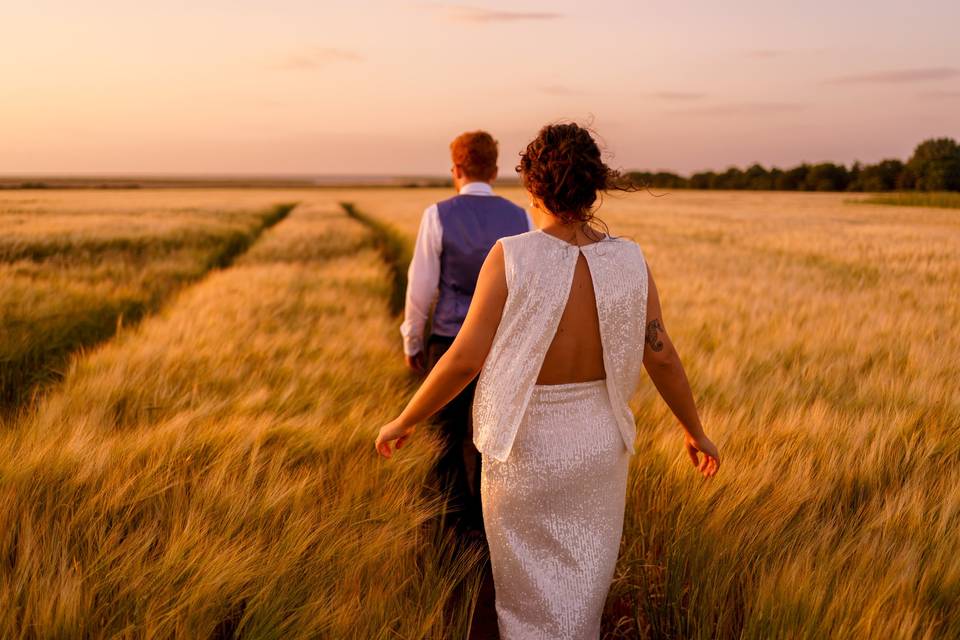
[376,122,719,639]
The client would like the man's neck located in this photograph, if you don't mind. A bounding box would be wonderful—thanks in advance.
[458,181,493,196]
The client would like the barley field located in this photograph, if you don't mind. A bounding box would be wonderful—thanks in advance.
[0,192,480,638]
[0,191,296,412]
[859,191,960,209]
[2,188,959,639]
[343,188,960,638]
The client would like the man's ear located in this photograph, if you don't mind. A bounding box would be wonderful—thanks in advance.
[490,167,498,182]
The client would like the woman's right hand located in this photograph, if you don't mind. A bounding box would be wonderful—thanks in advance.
[684,432,720,478]
[375,418,416,459]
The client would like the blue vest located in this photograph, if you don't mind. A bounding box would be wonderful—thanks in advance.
[433,194,529,337]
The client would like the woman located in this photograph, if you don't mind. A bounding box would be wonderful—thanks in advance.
[376,123,719,639]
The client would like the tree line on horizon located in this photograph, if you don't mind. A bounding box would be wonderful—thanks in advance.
[626,137,960,192]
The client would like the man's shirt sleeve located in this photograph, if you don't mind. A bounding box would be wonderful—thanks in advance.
[400,204,442,356]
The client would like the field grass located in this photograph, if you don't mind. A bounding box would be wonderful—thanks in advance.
[341,202,413,315]
[0,195,480,638]
[0,190,298,413]
[3,187,959,638]
[345,188,960,639]
[856,191,960,209]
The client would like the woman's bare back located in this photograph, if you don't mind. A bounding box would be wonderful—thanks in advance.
[535,251,606,384]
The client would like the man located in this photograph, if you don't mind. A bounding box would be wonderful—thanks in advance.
[401,130,533,537]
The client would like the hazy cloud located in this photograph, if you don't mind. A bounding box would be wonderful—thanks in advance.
[827,67,960,85]
[744,49,784,59]
[274,48,363,71]
[670,102,804,116]
[920,89,960,99]
[652,91,707,101]
[429,4,562,22]
[540,85,585,96]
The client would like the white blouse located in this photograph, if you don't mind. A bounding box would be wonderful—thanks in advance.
[472,229,650,462]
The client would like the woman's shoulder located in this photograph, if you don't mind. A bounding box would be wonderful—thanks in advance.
[598,233,644,255]
[498,228,541,246]
[594,235,647,275]
[496,229,558,257]
[499,229,644,255]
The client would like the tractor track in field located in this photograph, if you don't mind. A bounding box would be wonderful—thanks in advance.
[340,202,412,316]
[2,202,297,421]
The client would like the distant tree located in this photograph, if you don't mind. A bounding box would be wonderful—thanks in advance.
[689,171,715,189]
[805,163,850,191]
[654,171,688,189]
[744,163,773,190]
[896,166,917,190]
[626,171,688,189]
[625,171,653,188]
[775,164,809,190]
[846,162,862,191]
[768,167,784,188]
[623,136,959,192]
[853,159,904,192]
[713,167,746,190]
[906,138,960,191]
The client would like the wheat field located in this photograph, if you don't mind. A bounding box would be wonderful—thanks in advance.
[0,191,297,411]
[0,192,481,638]
[2,188,959,638]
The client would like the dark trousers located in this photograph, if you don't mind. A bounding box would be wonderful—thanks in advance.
[427,334,499,639]
[426,334,484,535]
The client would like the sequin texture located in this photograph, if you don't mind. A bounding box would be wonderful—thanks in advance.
[472,229,650,637]
[472,229,649,462]
[482,379,631,639]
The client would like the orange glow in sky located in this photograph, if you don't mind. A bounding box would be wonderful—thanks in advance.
[2,1,959,174]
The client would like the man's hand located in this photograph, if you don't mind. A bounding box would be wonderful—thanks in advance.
[405,351,426,375]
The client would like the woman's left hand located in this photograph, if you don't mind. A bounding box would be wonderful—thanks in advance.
[375,418,415,458]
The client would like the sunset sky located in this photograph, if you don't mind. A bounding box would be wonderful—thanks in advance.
[3,0,959,175]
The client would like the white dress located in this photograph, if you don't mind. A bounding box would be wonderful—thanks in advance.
[473,229,650,639]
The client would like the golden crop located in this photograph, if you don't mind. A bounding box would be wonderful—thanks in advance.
[2,187,958,638]
[0,190,296,411]
[1,193,479,638]
[345,187,960,639]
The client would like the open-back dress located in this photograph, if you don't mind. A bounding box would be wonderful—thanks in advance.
[472,229,649,638]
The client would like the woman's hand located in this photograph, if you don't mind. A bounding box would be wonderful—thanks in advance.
[684,432,720,478]
[375,418,416,459]
[373,243,507,462]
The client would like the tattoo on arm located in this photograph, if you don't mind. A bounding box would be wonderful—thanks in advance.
[645,318,664,352]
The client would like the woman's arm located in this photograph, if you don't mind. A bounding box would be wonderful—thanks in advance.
[642,266,720,477]
[375,241,509,458]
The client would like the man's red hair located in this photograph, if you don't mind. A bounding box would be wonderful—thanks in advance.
[450,131,498,181]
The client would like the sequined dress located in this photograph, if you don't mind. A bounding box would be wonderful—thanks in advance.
[473,229,649,639]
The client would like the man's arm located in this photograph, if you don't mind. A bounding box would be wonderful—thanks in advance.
[376,242,508,457]
[400,204,442,371]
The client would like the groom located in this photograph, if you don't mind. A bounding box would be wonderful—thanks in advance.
[401,130,532,537]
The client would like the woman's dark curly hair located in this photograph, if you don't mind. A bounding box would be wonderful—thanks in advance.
[516,123,640,226]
